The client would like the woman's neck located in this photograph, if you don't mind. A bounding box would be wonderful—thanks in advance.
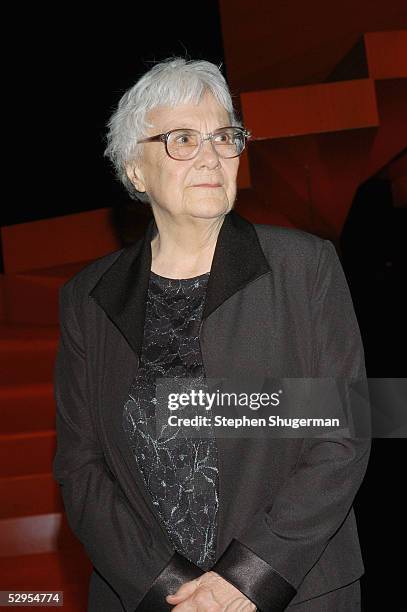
[150,214,225,279]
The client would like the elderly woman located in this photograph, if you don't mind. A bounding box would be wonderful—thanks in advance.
[53,58,370,612]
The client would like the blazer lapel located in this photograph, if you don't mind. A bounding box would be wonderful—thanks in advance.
[203,209,271,318]
[89,209,272,355]
[89,217,157,357]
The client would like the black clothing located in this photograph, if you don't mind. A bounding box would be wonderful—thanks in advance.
[53,210,370,612]
[122,271,219,570]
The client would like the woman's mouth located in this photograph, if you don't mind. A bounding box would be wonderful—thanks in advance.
[192,183,222,188]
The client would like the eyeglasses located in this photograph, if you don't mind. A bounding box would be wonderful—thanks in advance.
[137,126,251,161]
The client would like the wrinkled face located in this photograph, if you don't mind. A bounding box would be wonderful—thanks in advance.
[127,92,240,221]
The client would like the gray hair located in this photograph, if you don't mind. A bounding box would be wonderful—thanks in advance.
[104,57,241,203]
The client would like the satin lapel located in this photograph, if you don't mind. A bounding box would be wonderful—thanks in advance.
[203,209,272,319]
[89,209,271,350]
[89,215,157,358]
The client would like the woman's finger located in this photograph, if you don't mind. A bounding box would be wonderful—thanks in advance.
[166,577,201,603]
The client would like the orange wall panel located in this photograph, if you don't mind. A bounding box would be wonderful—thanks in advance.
[241,79,379,140]
[219,0,407,92]
[1,209,120,274]
[365,30,407,79]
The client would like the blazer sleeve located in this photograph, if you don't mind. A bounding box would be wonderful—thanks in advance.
[211,239,371,612]
[52,283,205,612]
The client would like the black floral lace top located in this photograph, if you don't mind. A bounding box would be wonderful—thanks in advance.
[122,270,219,570]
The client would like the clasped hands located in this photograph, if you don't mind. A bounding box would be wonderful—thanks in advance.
[166,570,257,611]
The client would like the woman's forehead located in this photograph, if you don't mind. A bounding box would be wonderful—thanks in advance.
[146,95,230,132]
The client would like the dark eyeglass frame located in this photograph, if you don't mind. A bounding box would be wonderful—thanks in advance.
[137,126,251,160]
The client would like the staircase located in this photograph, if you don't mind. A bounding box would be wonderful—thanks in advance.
[0,209,120,610]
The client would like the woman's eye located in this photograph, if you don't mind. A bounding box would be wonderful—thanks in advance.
[214,133,231,143]
[175,134,193,144]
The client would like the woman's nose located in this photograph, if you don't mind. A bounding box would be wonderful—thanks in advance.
[193,138,221,169]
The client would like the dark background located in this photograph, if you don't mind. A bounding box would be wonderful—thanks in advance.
[2,3,225,227]
[2,3,406,609]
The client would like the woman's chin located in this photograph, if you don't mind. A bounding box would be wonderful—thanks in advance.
[184,196,233,219]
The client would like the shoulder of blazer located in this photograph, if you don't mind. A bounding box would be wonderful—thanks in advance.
[58,240,142,304]
[252,225,337,305]
[253,222,328,266]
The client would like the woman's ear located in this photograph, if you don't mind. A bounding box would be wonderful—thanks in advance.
[125,162,146,193]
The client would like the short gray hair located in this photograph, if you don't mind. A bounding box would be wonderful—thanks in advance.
[104,57,241,203]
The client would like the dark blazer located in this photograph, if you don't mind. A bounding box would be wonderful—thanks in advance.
[52,209,371,612]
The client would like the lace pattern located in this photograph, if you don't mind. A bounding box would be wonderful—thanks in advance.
[123,271,219,570]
